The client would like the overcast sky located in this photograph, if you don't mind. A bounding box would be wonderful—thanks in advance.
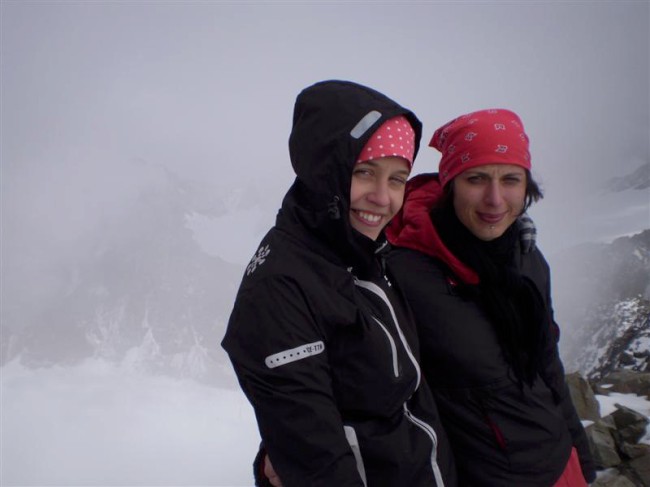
[2,1,649,263]
[1,4,648,485]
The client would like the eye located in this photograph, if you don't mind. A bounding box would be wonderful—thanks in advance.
[389,175,408,186]
[503,175,524,185]
[352,168,373,178]
[466,174,485,184]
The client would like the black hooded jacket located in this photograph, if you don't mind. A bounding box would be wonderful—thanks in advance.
[386,173,596,486]
[222,81,456,487]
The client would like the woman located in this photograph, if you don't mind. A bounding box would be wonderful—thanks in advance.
[386,108,596,486]
[222,80,455,486]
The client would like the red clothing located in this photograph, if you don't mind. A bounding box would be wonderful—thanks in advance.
[553,448,588,487]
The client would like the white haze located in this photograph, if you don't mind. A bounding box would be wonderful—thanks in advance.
[1,359,259,486]
[2,1,648,486]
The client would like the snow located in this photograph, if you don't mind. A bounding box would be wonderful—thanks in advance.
[596,392,650,444]
[1,359,260,486]
[2,358,650,486]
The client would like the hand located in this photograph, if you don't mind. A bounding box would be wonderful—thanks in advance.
[264,454,283,487]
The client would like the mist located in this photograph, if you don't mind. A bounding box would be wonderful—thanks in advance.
[2,1,648,485]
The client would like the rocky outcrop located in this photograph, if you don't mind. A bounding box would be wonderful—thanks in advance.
[567,369,650,486]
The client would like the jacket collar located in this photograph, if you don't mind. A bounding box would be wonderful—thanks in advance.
[386,173,479,285]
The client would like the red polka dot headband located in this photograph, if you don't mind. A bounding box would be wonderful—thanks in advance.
[356,115,416,169]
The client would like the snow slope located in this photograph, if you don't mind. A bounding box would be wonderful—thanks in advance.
[1,360,259,487]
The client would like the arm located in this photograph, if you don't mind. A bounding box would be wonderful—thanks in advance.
[534,252,596,483]
[222,277,364,487]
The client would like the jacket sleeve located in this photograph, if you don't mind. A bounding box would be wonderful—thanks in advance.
[221,276,364,487]
[534,251,597,483]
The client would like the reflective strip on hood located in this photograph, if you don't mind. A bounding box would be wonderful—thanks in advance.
[350,110,382,139]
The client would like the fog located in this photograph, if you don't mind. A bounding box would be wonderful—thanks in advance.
[2,1,648,485]
[2,359,259,486]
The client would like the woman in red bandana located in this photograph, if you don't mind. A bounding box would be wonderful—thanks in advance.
[386,109,596,486]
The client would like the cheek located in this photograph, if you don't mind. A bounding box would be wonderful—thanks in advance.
[391,188,406,211]
[452,192,473,217]
[349,180,362,205]
[508,189,527,211]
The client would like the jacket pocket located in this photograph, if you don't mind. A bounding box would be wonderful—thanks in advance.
[476,379,568,469]
[343,425,368,487]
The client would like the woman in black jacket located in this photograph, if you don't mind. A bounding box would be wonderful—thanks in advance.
[222,80,455,487]
[386,108,596,486]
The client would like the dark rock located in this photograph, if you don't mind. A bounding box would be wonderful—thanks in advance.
[592,470,637,487]
[587,420,623,468]
[612,404,650,445]
[598,370,650,399]
[619,443,650,460]
[620,353,636,366]
[619,450,650,487]
[567,371,601,422]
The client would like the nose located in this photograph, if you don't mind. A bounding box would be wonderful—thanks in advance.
[367,179,391,206]
[484,180,504,206]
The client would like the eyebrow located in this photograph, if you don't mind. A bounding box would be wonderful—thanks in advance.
[464,169,524,177]
[359,160,411,175]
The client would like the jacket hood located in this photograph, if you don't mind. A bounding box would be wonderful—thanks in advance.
[386,173,479,285]
[279,80,422,271]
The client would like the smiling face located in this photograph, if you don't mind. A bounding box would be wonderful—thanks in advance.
[452,164,527,241]
[349,157,411,240]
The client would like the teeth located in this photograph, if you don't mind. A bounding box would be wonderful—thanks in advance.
[358,211,381,223]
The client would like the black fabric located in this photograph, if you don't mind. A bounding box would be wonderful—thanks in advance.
[222,81,455,487]
[432,206,548,386]
[387,244,596,486]
[253,443,273,487]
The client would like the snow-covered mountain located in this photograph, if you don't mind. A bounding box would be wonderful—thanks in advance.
[3,157,647,390]
[1,164,279,387]
[557,229,650,379]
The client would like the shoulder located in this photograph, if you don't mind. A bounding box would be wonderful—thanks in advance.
[387,247,449,294]
[520,246,551,278]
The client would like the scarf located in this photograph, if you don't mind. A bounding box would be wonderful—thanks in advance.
[433,206,548,386]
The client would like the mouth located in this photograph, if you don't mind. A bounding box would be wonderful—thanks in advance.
[351,209,384,226]
[477,212,507,225]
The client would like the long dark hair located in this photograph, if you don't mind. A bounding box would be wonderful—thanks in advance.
[432,169,548,386]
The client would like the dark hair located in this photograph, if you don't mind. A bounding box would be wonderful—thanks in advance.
[437,170,543,214]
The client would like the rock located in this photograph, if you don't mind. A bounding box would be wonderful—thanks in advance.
[597,370,650,399]
[612,404,650,445]
[593,471,637,487]
[566,371,601,421]
[619,442,650,460]
[587,420,623,468]
[620,352,636,366]
[626,450,650,486]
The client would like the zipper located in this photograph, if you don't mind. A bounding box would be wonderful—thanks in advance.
[371,316,399,377]
[353,278,421,388]
[343,425,368,487]
[404,404,445,487]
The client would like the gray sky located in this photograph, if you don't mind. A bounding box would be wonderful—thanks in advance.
[2,0,649,265]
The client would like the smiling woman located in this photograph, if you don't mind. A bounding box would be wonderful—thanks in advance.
[221,80,455,487]
[349,156,411,241]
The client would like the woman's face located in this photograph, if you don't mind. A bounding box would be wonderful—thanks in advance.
[452,164,526,241]
[349,156,410,240]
